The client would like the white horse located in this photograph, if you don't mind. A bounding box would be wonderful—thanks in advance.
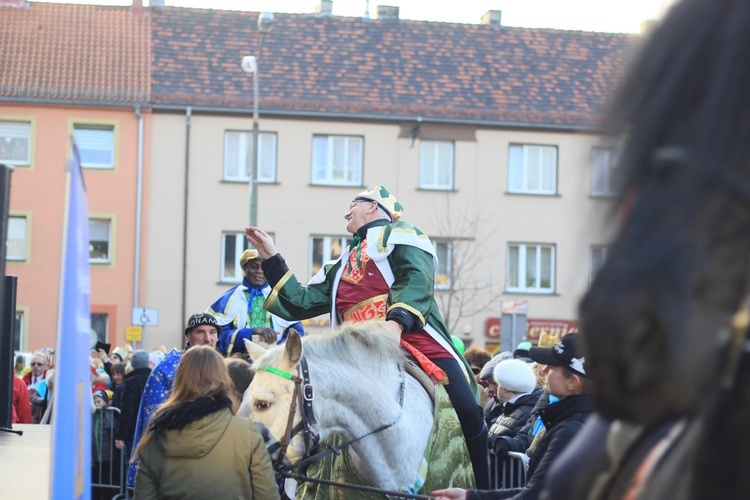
[238,322,473,495]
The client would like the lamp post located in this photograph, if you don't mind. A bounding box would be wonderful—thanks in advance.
[241,12,274,227]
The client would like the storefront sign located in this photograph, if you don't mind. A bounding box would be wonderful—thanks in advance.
[527,319,579,347]
[485,317,501,338]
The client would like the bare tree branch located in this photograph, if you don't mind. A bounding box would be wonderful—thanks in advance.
[430,195,504,334]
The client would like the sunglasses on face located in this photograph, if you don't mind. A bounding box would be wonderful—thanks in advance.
[471,367,482,375]
[31,362,44,366]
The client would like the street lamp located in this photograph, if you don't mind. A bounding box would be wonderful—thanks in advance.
[241,12,274,227]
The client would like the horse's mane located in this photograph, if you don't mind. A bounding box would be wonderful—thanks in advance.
[607,0,750,202]
[304,322,406,368]
[254,321,406,373]
[579,1,750,497]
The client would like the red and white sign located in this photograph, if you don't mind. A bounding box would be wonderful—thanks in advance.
[485,318,501,338]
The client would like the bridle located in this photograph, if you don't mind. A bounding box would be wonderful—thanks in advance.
[256,356,320,469]
[256,356,433,499]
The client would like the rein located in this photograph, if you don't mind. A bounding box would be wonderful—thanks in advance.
[280,470,432,500]
[258,356,414,497]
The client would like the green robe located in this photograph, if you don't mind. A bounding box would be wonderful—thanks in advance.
[265,219,479,400]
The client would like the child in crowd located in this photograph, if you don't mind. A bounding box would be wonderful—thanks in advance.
[92,390,119,500]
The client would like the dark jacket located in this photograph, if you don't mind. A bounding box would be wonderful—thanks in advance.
[110,382,124,411]
[116,367,151,444]
[484,398,504,429]
[496,390,549,454]
[471,394,592,500]
[488,391,541,448]
[93,407,118,463]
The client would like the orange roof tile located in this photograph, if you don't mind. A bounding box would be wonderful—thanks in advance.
[1,3,637,127]
[0,1,150,103]
[149,8,636,127]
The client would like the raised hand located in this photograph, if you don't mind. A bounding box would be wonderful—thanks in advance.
[245,226,278,260]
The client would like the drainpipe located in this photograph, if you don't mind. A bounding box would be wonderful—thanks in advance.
[180,107,192,341]
[133,106,144,347]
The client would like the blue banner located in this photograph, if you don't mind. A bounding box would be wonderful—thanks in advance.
[51,139,91,500]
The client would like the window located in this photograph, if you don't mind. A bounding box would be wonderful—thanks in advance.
[13,310,24,352]
[73,125,114,169]
[223,131,277,182]
[222,232,250,282]
[507,243,555,293]
[434,240,451,289]
[311,135,363,186]
[310,236,352,279]
[91,313,108,343]
[591,148,618,196]
[7,215,27,261]
[0,121,31,166]
[89,219,111,263]
[419,140,454,190]
[508,144,558,195]
[590,246,609,283]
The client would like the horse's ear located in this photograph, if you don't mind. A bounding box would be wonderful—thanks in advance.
[284,330,302,364]
[244,338,267,362]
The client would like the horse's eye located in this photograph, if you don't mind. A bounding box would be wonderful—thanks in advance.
[254,400,271,411]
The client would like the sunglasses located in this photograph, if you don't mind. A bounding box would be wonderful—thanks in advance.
[30,362,44,366]
[471,367,482,375]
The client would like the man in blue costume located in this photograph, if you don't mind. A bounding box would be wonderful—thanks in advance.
[126,312,220,487]
[246,185,489,488]
[208,248,304,356]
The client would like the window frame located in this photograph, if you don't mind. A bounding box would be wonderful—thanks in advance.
[506,242,556,294]
[73,125,116,169]
[507,143,558,195]
[88,217,113,264]
[309,235,352,280]
[222,130,278,183]
[221,231,251,283]
[419,140,455,191]
[91,312,109,344]
[13,309,26,352]
[433,239,452,290]
[590,245,610,284]
[590,147,618,197]
[6,214,29,262]
[311,134,364,187]
[0,119,32,167]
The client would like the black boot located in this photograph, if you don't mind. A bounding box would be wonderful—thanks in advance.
[466,423,490,490]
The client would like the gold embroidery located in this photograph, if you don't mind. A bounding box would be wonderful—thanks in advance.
[342,294,388,323]
[266,270,294,310]
[388,302,426,327]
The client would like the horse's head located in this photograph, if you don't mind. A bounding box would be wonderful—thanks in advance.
[241,331,308,463]
[579,152,750,426]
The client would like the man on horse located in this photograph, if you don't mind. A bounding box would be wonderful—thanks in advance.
[207,248,304,356]
[246,184,490,488]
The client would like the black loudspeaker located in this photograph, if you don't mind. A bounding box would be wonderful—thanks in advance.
[0,163,17,432]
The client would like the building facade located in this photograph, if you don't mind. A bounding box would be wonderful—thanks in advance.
[2,1,634,352]
[1,1,151,351]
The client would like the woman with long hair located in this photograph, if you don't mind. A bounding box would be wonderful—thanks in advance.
[132,346,279,499]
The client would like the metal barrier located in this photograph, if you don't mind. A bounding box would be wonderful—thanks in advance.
[489,449,528,490]
[92,406,128,500]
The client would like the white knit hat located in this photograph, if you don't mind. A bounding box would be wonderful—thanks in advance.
[493,359,536,394]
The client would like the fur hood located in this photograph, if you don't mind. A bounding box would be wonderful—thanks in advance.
[148,393,234,459]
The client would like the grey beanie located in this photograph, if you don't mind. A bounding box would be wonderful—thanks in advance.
[130,350,150,370]
[479,351,514,382]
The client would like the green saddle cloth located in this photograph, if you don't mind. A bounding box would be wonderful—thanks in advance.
[294,380,475,499]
